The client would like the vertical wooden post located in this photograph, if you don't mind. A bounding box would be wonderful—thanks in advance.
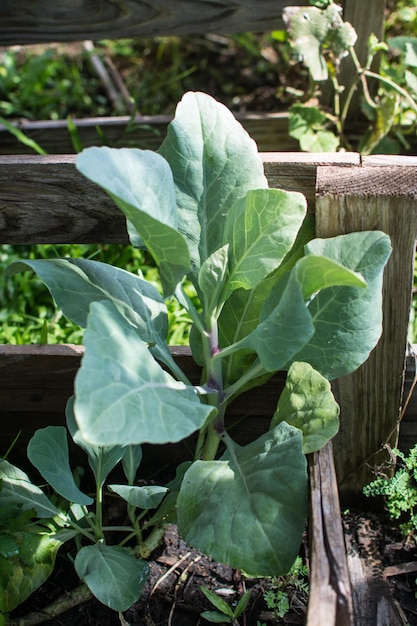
[315,160,417,502]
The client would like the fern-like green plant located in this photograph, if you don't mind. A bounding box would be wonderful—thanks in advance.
[363,445,417,538]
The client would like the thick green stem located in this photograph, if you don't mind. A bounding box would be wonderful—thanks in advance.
[134,523,169,558]
[94,483,105,541]
[195,314,226,460]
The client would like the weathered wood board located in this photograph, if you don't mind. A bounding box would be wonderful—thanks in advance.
[307,442,353,626]
[0,152,359,244]
[0,1,386,47]
[0,113,301,155]
[0,0,300,45]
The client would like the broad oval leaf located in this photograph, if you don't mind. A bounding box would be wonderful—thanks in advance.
[6,258,177,372]
[27,427,93,506]
[224,188,307,297]
[76,147,190,295]
[289,231,392,379]
[74,543,149,611]
[177,424,308,576]
[108,484,168,509]
[159,91,268,277]
[74,300,215,446]
[283,6,330,81]
[0,459,60,519]
[240,271,314,372]
[0,533,61,613]
[271,361,339,453]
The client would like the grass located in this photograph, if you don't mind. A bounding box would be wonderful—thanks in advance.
[0,243,198,346]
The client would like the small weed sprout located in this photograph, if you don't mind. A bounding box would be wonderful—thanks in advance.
[263,555,309,619]
[200,586,251,625]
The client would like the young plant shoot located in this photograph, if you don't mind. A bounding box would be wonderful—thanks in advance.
[3,92,391,617]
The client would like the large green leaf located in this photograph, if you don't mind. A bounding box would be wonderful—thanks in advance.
[158,91,268,277]
[74,300,215,446]
[76,147,190,295]
[177,423,308,576]
[238,270,314,372]
[0,460,59,519]
[218,214,315,387]
[271,361,339,453]
[66,398,127,489]
[0,532,61,613]
[289,231,392,379]
[27,427,93,506]
[6,258,177,373]
[223,188,307,297]
[74,544,149,611]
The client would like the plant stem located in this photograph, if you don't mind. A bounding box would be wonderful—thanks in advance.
[7,584,93,626]
[363,69,417,114]
[224,359,265,401]
[134,523,169,558]
[95,482,105,541]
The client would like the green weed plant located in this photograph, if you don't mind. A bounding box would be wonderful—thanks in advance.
[364,444,417,538]
[281,0,417,154]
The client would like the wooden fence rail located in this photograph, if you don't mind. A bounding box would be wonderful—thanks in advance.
[0,1,385,48]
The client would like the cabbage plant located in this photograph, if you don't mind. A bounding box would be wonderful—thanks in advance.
[2,92,391,616]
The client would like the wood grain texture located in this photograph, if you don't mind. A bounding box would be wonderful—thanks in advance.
[0,153,359,244]
[0,112,301,155]
[307,442,353,626]
[344,516,406,625]
[316,164,417,502]
[0,0,301,45]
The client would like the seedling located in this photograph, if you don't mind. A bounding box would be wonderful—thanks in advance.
[2,92,391,619]
[201,587,251,624]
[263,555,309,619]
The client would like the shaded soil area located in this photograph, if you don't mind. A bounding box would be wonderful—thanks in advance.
[9,523,307,626]
[8,510,417,626]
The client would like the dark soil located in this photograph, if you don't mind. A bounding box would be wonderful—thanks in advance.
[9,521,307,626]
[8,507,417,626]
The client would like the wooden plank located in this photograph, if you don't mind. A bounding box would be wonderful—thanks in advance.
[0,344,284,469]
[344,515,406,625]
[0,112,300,155]
[0,153,360,244]
[307,441,353,626]
[315,163,417,502]
[0,0,301,46]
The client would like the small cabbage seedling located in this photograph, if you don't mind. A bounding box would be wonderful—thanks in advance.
[3,92,391,615]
